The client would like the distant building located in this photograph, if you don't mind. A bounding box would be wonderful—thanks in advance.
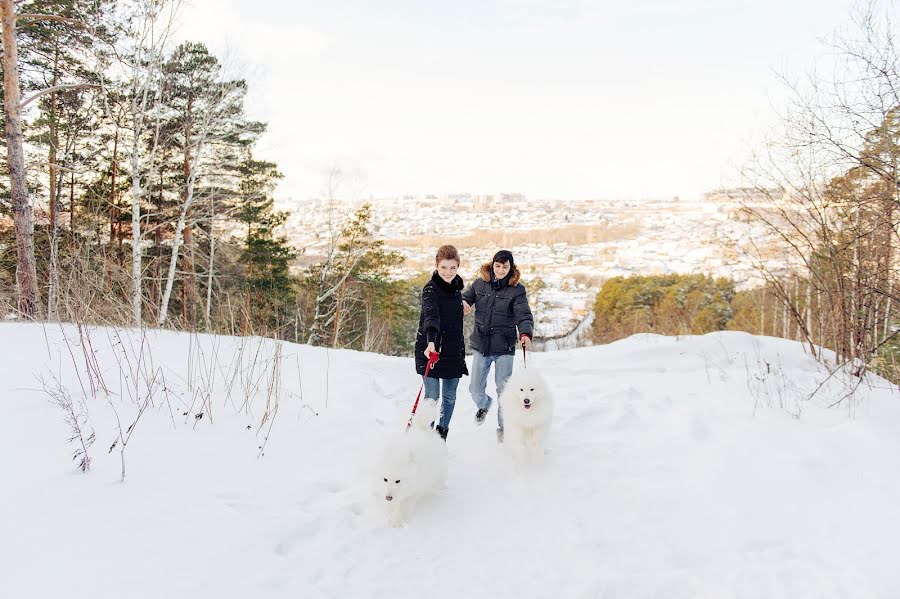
[704,187,778,222]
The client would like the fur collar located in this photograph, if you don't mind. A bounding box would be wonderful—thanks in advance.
[479,262,521,287]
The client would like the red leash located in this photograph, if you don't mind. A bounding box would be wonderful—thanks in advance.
[408,351,440,429]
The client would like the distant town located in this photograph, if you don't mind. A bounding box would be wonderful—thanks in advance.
[283,189,779,338]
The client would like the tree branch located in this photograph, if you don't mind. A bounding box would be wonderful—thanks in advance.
[15,13,92,29]
[20,83,101,109]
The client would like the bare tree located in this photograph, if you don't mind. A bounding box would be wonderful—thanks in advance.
[305,167,365,345]
[738,0,899,381]
[118,0,181,327]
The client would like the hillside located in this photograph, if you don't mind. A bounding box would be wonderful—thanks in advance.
[2,323,899,599]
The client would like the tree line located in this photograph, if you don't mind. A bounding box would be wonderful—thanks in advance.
[1,0,897,383]
[734,1,899,383]
[0,0,418,354]
[589,3,900,386]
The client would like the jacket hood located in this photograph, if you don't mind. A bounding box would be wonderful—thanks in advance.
[479,262,521,287]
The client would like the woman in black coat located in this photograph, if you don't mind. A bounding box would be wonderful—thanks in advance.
[414,245,468,440]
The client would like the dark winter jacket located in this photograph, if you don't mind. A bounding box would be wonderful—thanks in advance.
[414,272,469,379]
[461,263,534,356]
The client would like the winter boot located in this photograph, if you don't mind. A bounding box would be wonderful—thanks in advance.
[435,425,448,441]
[474,408,488,425]
[496,428,504,443]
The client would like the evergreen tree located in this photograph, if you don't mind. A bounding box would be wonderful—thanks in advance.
[234,151,295,332]
[303,203,414,352]
[156,41,263,326]
[592,274,735,343]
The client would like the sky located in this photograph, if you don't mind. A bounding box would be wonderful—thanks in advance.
[176,0,865,203]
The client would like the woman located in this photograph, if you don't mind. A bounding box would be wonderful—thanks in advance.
[461,249,534,442]
[414,244,468,440]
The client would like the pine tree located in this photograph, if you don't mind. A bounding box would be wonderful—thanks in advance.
[303,203,414,352]
[234,151,295,334]
[156,41,263,326]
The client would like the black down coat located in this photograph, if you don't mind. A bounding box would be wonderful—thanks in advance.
[414,272,469,379]
[461,263,534,356]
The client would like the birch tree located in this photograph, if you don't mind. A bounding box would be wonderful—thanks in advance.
[305,167,352,345]
[156,43,261,326]
[119,0,180,327]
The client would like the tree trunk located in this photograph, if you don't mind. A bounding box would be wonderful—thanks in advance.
[153,172,163,315]
[183,224,196,326]
[110,129,118,244]
[158,160,202,326]
[242,291,250,336]
[759,288,765,336]
[160,111,199,327]
[159,203,187,326]
[772,294,777,337]
[47,162,64,321]
[130,140,143,327]
[805,280,816,358]
[48,43,59,224]
[205,195,215,329]
[782,297,789,339]
[46,44,60,320]
[331,281,346,347]
[107,127,119,290]
[242,242,252,336]
[181,132,197,327]
[1,2,39,318]
[69,169,75,239]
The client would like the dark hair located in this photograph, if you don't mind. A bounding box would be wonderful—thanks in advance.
[492,250,514,268]
[436,244,460,265]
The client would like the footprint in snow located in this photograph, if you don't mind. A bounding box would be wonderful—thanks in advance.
[273,519,321,557]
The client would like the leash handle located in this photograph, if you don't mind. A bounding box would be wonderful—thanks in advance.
[407,351,440,429]
[520,334,529,368]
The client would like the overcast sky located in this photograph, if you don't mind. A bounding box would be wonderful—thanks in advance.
[177,0,863,203]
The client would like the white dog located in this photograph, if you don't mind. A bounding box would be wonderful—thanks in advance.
[373,399,448,527]
[498,368,554,463]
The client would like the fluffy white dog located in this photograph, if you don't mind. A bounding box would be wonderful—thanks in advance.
[498,368,554,463]
[373,399,448,527]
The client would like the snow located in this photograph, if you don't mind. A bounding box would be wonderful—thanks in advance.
[2,323,900,598]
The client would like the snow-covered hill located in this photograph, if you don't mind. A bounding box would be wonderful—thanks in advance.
[2,323,899,599]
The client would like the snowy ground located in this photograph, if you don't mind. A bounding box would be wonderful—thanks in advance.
[2,323,900,599]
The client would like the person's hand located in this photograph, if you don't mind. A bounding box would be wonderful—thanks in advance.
[462,300,473,315]
[424,342,438,360]
[520,334,531,350]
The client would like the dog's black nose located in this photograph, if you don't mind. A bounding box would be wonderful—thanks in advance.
[523,398,531,405]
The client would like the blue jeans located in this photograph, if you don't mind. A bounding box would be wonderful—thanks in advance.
[423,376,460,430]
[469,350,514,429]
